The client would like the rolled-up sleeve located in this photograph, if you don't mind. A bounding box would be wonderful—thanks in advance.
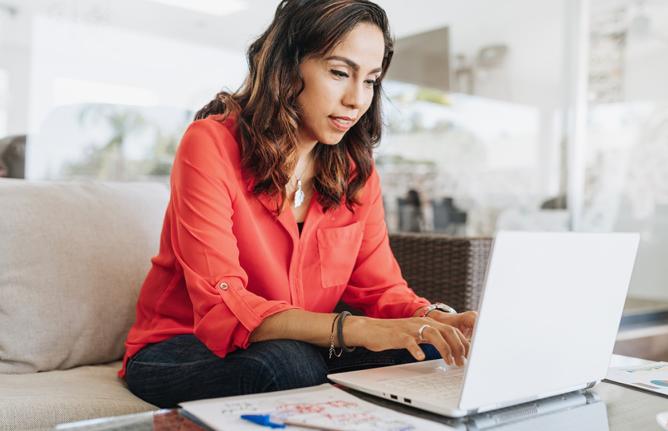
[341,169,430,318]
[169,122,297,357]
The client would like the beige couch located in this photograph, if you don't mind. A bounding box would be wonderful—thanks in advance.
[0,179,168,430]
[0,178,494,430]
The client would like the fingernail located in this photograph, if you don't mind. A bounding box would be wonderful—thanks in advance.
[417,351,425,360]
[448,355,455,365]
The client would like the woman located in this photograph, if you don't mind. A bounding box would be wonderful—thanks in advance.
[121,0,476,408]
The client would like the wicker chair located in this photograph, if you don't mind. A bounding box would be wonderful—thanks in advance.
[388,232,493,312]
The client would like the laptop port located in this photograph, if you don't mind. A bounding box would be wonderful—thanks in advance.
[404,398,412,404]
[390,394,398,400]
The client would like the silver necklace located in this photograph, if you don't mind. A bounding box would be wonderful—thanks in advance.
[292,158,312,208]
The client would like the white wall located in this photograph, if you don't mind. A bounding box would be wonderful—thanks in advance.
[20,15,247,179]
[0,4,32,136]
[0,1,249,142]
[27,15,246,134]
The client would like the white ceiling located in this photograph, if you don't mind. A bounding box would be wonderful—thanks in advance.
[1,0,656,54]
[0,0,474,52]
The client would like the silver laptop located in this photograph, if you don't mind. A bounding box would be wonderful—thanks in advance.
[328,231,639,418]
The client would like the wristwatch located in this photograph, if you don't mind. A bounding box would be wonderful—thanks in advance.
[419,302,457,317]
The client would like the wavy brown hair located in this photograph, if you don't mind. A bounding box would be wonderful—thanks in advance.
[195,0,393,213]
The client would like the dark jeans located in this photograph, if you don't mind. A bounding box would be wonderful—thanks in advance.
[125,334,440,408]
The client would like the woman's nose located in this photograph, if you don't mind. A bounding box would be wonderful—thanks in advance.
[342,81,366,109]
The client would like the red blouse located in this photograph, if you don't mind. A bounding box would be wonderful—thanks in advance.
[119,115,430,377]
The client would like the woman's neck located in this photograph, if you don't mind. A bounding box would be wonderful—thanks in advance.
[286,139,317,217]
[293,134,318,179]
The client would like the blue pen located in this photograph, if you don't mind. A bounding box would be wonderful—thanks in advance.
[240,414,346,430]
[241,414,286,428]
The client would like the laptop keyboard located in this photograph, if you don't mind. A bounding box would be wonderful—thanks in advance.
[380,367,465,402]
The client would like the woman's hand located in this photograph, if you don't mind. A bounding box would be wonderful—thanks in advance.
[426,310,478,339]
[344,316,473,367]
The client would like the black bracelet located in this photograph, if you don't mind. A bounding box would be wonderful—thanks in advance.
[336,310,356,353]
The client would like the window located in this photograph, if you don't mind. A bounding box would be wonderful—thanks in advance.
[584,0,668,303]
[377,1,568,236]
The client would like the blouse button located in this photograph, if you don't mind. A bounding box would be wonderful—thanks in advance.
[218,282,229,290]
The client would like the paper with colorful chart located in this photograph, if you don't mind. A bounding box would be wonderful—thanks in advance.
[180,383,454,430]
[606,361,668,396]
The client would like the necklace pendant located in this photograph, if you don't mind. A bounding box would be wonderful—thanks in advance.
[294,179,305,208]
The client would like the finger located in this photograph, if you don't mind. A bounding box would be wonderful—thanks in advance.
[449,318,471,357]
[464,311,478,335]
[453,327,471,358]
[452,312,475,339]
[404,337,426,361]
[439,326,467,366]
[422,326,454,366]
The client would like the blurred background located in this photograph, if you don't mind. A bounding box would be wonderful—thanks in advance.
[1,0,667,354]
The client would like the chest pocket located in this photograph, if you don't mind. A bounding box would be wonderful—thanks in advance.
[316,222,364,288]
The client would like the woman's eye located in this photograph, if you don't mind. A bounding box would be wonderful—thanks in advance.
[364,79,378,86]
[330,69,349,78]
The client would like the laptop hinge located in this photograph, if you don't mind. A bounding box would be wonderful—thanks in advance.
[584,380,599,390]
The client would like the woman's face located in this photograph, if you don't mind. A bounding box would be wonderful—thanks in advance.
[296,22,385,147]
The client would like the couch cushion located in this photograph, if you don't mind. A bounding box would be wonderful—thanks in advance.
[0,361,157,430]
[0,179,169,373]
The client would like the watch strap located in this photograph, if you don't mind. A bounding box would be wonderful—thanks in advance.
[420,302,457,317]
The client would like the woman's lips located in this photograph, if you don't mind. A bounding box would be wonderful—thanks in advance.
[329,116,354,132]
